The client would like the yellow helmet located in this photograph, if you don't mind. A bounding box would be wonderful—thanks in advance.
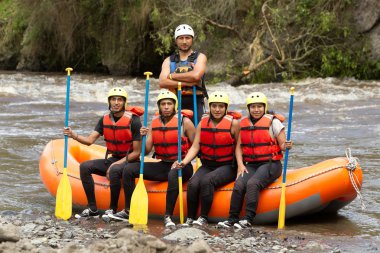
[246,92,268,113]
[208,91,230,111]
[107,87,128,108]
[156,89,178,111]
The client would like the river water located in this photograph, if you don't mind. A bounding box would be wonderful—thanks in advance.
[0,71,379,248]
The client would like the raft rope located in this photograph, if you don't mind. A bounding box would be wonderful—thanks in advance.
[51,140,110,188]
[345,148,366,210]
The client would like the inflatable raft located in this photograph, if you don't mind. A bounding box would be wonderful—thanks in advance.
[40,139,363,223]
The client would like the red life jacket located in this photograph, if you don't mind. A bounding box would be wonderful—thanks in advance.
[103,106,144,157]
[240,114,283,162]
[151,113,191,162]
[199,114,235,162]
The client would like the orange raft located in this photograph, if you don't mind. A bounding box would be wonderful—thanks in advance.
[40,139,363,224]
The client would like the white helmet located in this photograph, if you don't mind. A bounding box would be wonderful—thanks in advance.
[174,24,195,39]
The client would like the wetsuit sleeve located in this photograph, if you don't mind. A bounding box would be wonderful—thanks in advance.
[94,116,104,136]
[131,115,142,141]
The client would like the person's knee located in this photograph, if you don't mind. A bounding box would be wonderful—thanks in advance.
[199,174,214,188]
[233,179,245,193]
[79,162,91,177]
[187,177,200,192]
[247,178,264,190]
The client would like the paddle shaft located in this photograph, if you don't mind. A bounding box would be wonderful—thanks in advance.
[193,86,198,126]
[63,69,73,169]
[177,83,184,224]
[177,84,183,169]
[278,87,294,229]
[193,86,201,170]
[282,87,294,182]
[55,67,73,220]
[139,73,152,174]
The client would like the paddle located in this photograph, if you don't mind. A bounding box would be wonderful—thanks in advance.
[55,67,73,220]
[177,82,184,224]
[278,87,295,229]
[129,71,152,225]
[193,86,201,171]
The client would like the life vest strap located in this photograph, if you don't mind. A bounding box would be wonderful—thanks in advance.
[201,153,233,160]
[108,150,128,156]
[240,126,269,131]
[243,152,281,159]
[104,139,133,145]
[240,142,273,147]
[154,141,187,147]
[200,128,231,133]
[199,142,234,148]
[152,126,178,131]
[103,125,131,130]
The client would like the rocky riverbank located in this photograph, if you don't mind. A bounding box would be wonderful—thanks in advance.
[0,210,364,253]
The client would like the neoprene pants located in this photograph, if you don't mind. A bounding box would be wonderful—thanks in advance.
[79,157,122,211]
[121,161,193,216]
[227,161,282,223]
[186,164,236,220]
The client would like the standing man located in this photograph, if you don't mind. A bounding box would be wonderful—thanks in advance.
[159,24,208,124]
[63,87,142,218]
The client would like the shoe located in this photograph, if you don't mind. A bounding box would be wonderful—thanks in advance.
[108,209,129,222]
[104,209,115,216]
[164,215,175,228]
[217,220,235,228]
[234,219,252,229]
[74,208,99,219]
[182,218,194,227]
[192,216,208,226]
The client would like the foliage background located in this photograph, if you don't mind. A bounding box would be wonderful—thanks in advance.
[0,0,379,83]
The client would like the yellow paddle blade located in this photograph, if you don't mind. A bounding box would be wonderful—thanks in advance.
[178,176,184,224]
[55,168,72,220]
[195,158,201,172]
[278,183,286,229]
[129,176,148,225]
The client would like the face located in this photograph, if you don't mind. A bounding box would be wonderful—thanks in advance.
[109,96,126,113]
[175,35,193,52]
[248,103,265,119]
[210,102,227,120]
[159,99,175,117]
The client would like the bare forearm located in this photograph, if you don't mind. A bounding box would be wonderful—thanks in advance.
[159,78,196,89]
[127,150,141,162]
[182,145,199,165]
[170,72,203,83]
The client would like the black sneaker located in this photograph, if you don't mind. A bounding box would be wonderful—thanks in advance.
[234,219,252,229]
[182,218,194,227]
[74,208,99,219]
[217,220,235,228]
[192,216,208,226]
[164,215,175,228]
[108,209,129,222]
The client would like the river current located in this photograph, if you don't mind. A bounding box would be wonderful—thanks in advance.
[0,71,379,247]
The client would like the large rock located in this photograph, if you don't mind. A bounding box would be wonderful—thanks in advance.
[353,0,380,61]
[0,223,21,242]
[369,25,380,60]
[354,0,380,33]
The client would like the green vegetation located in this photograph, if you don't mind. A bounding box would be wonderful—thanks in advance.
[0,0,378,82]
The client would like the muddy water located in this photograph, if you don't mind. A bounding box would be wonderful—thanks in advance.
[0,71,379,248]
